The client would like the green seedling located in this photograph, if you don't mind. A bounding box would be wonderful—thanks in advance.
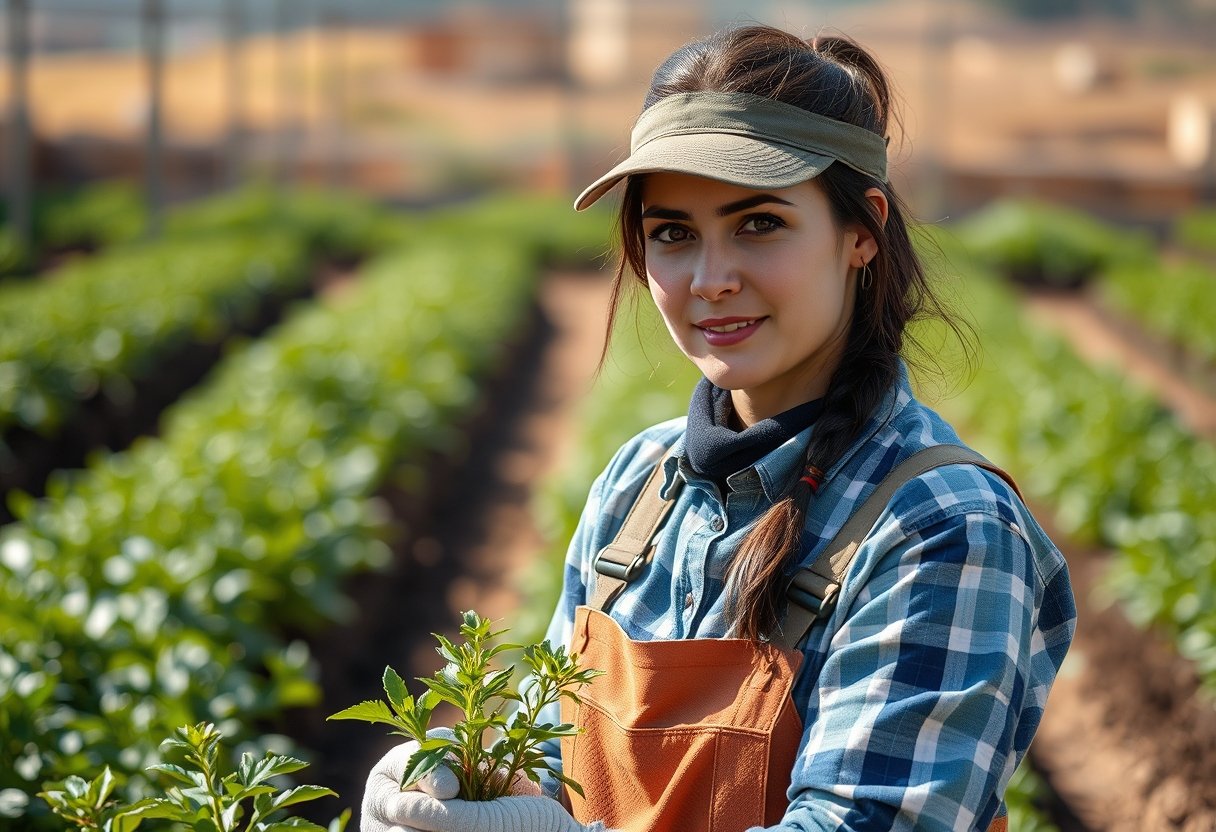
[328,610,603,801]
[38,722,348,832]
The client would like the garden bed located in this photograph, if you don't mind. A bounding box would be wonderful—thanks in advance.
[284,270,611,826]
[0,261,325,523]
[1029,509,1216,832]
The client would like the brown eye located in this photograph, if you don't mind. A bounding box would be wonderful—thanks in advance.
[648,224,693,244]
[740,214,786,234]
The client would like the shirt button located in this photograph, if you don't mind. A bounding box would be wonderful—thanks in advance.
[710,516,725,532]
[684,592,694,609]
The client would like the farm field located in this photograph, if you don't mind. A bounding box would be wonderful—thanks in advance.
[1,183,1215,830]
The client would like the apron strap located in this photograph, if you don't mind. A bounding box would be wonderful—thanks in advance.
[777,445,1020,652]
[589,450,683,613]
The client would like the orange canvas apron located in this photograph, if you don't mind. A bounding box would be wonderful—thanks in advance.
[560,446,1016,832]
[560,605,803,831]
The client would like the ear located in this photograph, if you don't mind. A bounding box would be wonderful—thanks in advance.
[849,187,889,267]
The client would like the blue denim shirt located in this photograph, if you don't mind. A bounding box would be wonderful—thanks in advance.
[534,367,1076,831]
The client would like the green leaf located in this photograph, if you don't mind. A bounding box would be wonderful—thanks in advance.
[91,766,119,807]
[147,763,206,789]
[400,746,451,791]
[238,754,289,789]
[548,768,587,799]
[223,781,276,800]
[326,700,403,729]
[261,754,309,778]
[64,775,90,800]
[255,819,328,832]
[326,808,351,832]
[382,666,412,712]
[433,634,461,665]
[266,785,338,813]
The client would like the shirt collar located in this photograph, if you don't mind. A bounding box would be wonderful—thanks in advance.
[660,361,915,503]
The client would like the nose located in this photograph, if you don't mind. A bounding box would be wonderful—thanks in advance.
[689,241,742,301]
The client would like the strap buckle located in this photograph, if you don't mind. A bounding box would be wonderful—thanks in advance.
[786,570,841,619]
[594,544,651,582]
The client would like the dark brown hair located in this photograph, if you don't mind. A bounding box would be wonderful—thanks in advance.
[605,25,966,640]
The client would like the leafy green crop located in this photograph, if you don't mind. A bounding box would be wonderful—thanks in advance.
[34,181,147,254]
[952,197,1148,289]
[0,231,309,437]
[1100,257,1216,368]
[166,185,411,260]
[1175,208,1216,256]
[38,723,347,832]
[923,225,1216,694]
[330,611,601,801]
[1,194,604,829]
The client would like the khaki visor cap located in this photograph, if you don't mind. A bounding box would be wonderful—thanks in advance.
[574,91,889,211]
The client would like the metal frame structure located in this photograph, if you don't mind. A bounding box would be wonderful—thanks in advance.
[2,0,375,240]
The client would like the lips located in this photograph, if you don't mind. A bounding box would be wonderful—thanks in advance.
[695,316,766,346]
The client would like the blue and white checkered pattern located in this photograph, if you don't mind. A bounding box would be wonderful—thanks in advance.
[534,367,1076,831]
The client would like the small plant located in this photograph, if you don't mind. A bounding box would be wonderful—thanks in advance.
[37,722,348,832]
[328,610,602,801]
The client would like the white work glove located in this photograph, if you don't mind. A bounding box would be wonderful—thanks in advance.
[360,728,614,832]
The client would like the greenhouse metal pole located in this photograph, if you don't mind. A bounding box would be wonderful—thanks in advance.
[274,0,290,188]
[143,0,166,238]
[224,0,245,189]
[6,0,31,249]
[326,5,346,188]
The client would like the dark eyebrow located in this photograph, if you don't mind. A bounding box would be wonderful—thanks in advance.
[716,194,794,216]
[640,194,794,222]
[640,206,689,221]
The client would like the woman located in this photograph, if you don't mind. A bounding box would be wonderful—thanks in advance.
[362,24,1075,832]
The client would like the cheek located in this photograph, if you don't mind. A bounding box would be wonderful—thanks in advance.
[646,267,680,315]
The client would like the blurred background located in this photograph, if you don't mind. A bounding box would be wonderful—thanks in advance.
[2,0,1215,225]
[2,2,1216,831]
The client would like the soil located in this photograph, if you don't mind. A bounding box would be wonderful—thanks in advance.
[1028,510,1216,832]
[1018,288,1216,830]
[1022,288,1216,439]
[287,269,612,826]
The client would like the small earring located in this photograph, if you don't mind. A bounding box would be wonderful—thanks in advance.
[859,261,873,291]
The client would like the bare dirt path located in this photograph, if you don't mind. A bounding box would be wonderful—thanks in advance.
[1016,290,1216,829]
[1028,510,1216,832]
[1022,289,1216,438]
[293,269,613,823]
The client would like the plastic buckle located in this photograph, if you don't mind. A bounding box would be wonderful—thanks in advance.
[594,544,649,582]
[786,576,841,619]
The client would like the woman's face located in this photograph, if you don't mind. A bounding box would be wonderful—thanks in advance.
[639,172,880,426]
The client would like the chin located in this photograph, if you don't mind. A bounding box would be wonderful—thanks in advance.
[695,362,766,392]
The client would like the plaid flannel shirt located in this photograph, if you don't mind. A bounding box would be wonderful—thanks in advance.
[534,367,1076,831]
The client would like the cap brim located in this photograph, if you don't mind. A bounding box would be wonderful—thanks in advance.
[574,132,836,211]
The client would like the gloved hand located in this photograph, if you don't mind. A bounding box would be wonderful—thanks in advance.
[360,729,613,832]
[362,729,461,832]
[385,788,612,832]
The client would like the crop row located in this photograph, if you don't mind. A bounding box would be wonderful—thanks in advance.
[1176,208,1216,256]
[1100,256,1216,368]
[0,186,402,447]
[955,199,1216,371]
[923,229,1216,691]
[0,181,146,276]
[0,180,402,277]
[0,193,605,827]
[0,232,308,440]
[523,283,1060,830]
